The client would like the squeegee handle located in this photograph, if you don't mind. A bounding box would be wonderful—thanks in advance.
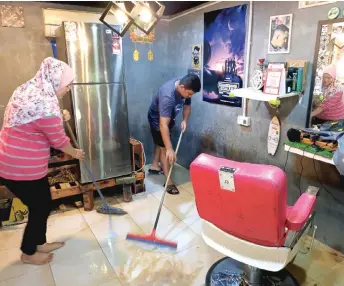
[65,121,80,149]
[64,121,106,202]
[153,131,184,231]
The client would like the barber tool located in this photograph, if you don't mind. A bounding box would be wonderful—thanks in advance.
[65,121,127,215]
[126,131,184,248]
[287,128,301,142]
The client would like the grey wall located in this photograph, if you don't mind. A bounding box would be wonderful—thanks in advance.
[122,22,172,159]
[1,1,344,251]
[0,1,171,158]
[164,1,344,252]
[0,1,109,126]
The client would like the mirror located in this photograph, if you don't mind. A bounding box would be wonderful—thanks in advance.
[309,19,344,127]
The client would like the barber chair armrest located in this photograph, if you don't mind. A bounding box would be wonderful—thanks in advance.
[286,193,316,231]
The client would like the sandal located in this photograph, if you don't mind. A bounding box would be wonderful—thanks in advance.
[166,184,180,195]
[148,168,163,175]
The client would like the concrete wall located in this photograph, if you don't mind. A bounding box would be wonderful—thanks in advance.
[122,22,172,159]
[166,1,344,251]
[0,1,171,157]
[0,2,107,126]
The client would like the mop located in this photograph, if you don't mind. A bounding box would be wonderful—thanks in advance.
[65,122,127,215]
[126,131,184,248]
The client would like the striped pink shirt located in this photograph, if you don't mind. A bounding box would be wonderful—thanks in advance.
[0,117,70,181]
[317,91,344,120]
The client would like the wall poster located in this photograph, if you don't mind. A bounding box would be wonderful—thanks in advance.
[192,45,202,70]
[203,5,247,107]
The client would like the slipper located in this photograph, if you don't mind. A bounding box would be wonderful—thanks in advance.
[166,184,180,195]
[148,168,163,175]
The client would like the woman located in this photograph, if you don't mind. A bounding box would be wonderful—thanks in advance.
[0,57,85,265]
[311,65,344,123]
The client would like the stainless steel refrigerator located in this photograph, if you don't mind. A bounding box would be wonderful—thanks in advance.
[56,21,132,183]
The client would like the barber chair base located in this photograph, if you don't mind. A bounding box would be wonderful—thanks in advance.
[205,257,299,286]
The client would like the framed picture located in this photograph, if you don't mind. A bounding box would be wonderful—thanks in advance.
[264,68,283,95]
[192,45,201,70]
[268,14,293,54]
[298,1,337,9]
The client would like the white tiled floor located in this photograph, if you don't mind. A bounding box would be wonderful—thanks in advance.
[0,166,220,286]
[0,165,343,285]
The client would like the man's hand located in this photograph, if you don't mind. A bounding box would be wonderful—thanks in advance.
[181,120,187,132]
[166,148,176,164]
[62,110,71,121]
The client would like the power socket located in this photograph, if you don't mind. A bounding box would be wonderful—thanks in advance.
[237,115,251,127]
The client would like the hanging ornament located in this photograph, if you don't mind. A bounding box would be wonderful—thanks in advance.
[251,58,265,91]
[148,49,154,61]
[133,49,140,61]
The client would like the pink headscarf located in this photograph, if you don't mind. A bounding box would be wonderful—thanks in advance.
[322,64,342,100]
[323,64,337,80]
[3,57,74,128]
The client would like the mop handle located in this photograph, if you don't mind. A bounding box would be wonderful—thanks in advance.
[153,131,184,231]
[64,122,106,202]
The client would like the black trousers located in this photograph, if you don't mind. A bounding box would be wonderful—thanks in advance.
[0,176,52,255]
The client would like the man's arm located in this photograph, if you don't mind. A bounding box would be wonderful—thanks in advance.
[181,99,191,132]
[183,105,191,122]
[159,117,173,150]
[160,117,176,163]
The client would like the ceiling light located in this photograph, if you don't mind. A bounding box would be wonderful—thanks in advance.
[99,1,135,37]
[130,1,165,35]
[139,4,152,23]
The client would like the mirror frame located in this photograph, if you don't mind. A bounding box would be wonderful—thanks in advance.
[307,18,344,127]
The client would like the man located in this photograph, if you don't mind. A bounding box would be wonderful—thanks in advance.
[270,24,289,52]
[148,74,201,195]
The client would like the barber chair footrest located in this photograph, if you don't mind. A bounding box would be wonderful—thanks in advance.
[205,257,299,286]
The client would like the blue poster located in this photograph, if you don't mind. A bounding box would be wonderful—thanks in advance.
[203,5,247,107]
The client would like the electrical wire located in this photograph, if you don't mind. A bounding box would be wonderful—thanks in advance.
[130,138,146,174]
[312,151,344,206]
[283,147,290,172]
[298,149,305,196]
[283,145,305,196]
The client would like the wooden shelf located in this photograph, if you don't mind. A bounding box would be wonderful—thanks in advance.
[284,145,334,165]
[232,88,300,102]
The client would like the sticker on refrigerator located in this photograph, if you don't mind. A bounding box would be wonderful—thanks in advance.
[112,39,121,55]
[105,29,112,34]
[112,30,120,39]
[65,22,77,42]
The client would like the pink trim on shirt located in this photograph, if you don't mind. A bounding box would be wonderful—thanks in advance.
[0,117,70,181]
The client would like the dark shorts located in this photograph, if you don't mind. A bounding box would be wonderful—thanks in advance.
[150,126,171,148]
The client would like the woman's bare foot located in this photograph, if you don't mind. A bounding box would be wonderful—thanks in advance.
[37,242,65,253]
[21,252,53,265]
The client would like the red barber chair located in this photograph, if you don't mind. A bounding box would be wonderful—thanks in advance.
[190,154,318,286]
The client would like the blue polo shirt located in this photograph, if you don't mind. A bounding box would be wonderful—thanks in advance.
[148,78,191,131]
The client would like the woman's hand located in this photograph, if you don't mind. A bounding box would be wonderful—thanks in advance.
[74,149,85,160]
[62,110,71,121]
